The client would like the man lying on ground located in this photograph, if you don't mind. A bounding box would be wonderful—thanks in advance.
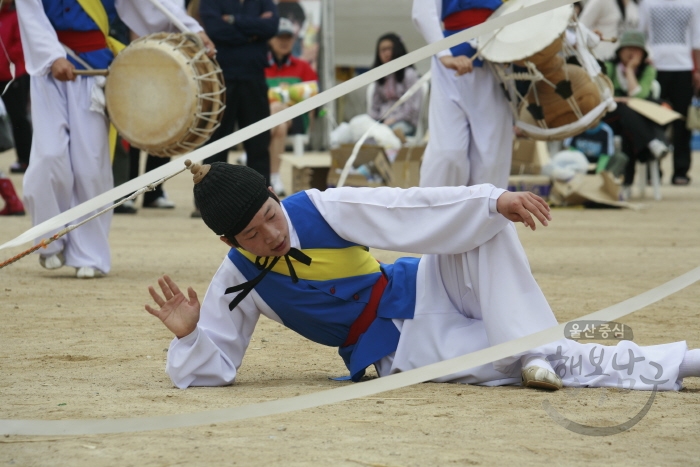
[146,162,699,391]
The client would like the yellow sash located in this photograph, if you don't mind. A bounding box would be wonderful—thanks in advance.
[74,0,126,160]
[237,246,381,282]
[75,0,126,55]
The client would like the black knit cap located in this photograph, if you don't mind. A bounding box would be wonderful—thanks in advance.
[193,162,271,238]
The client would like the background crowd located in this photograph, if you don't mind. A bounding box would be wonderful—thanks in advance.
[1,0,699,277]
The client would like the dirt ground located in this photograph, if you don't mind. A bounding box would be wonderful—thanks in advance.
[1,148,699,467]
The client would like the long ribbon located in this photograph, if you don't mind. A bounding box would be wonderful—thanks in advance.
[1,265,698,436]
[0,0,577,252]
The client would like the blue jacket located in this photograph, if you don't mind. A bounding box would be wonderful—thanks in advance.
[227,191,419,381]
[199,0,279,81]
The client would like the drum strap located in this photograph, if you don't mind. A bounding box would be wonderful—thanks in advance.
[75,0,126,56]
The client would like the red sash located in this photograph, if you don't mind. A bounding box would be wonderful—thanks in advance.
[443,8,493,31]
[342,273,388,347]
[56,30,107,53]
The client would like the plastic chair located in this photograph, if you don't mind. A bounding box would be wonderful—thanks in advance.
[636,80,662,201]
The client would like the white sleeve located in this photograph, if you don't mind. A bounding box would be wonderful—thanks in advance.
[166,258,261,389]
[115,0,203,37]
[15,0,66,76]
[306,184,510,255]
[412,0,451,58]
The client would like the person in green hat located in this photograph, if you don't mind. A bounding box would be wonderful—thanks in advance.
[604,29,670,187]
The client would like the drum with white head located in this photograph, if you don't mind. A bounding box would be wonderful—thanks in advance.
[104,33,226,157]
[478,0,615,141]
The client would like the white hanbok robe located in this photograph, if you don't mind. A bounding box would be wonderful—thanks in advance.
[16,0,202,272]
[166,185,686,391]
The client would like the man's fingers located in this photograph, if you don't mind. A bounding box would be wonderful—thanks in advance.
[145,304,164,319]
[523,199,548,227]
[158,277,174,300]
[518,207,536,231]
[148,286,166,308]
[528,193,552,219]
[187,287,199,305]
[163,275,182,297]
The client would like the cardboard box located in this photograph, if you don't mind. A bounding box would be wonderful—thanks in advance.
[508,174,552,199]
[327,144,425,189]
[549,171,636,209]
[280,154,331,193]
[511,138,550,175]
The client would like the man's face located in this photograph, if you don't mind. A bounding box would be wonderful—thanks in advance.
[231,193,290,257]
[270,34,295,57]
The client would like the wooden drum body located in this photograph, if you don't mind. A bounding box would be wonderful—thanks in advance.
[105,33,226,157]
[477,0,615,141]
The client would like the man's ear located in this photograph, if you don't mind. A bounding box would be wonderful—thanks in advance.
[268,186,280,203]
[220,236,235,248]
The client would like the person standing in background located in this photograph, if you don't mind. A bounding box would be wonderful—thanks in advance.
[413,0,513,189]
[0,0,32,175]
[197,0,278,183]
[640,0,700,186]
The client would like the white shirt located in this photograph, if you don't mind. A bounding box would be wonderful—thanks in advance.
[639,0,700,71]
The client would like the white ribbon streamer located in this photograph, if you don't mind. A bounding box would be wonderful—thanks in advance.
[0,0,576,252]
[1,265,699,436]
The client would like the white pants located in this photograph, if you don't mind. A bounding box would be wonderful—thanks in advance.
[419,58,513,189]
[24,74,113,273]
[379,224,685,391]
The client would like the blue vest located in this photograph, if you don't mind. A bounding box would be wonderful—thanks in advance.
[227,191,419,381]
[442,0,503,66]
[42,0,116,69]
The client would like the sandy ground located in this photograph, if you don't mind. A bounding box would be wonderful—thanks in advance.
[1,148,700,467]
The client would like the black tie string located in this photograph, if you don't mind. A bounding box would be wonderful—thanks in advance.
[225,247,312,310]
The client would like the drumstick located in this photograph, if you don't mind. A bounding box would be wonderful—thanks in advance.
[73,69,109,76]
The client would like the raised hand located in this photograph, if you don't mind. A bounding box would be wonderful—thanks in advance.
[145,275,200,339]
[496,191,552,231]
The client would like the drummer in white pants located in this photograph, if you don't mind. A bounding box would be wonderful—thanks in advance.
[16,0,212,278]
[146,163,697,392]
[413,0,513,189]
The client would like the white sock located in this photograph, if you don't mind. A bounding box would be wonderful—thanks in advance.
[271,172,281,184]
[521,354,554,372]
[678,349,700,379]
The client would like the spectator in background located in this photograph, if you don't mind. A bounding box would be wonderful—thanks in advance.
[265,18,318,196]
[640,0,700,186]
[579,0,639,61]
[603,30,670,186]
[369,33,422,140]
[0,0,32,175]
[197,0,278,192]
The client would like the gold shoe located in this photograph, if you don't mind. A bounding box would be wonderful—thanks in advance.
[522,366,563,391]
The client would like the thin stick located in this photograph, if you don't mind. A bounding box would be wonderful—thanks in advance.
[73,69,109,76]
[0,164,190,270]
